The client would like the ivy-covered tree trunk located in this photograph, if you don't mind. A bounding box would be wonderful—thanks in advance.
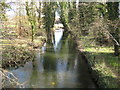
[107,2,119,56]
[43,2,56,47]
[59,2,69,31]
[30,21,36,42]
[59,2,71,39]
[25,1,36,42]
[37,2,42,29]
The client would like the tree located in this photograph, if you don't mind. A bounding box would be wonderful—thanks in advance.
[107,2,119,56]
[43,2,56,46]
[0,1,10,21]
[36,2,42,29]
[25,1,37,42]
[59,2,69,31]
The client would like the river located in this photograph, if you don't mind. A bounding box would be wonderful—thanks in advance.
[9,28,97,88]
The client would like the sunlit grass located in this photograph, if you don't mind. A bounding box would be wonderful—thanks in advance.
[85,46,119,70]
[7,25,16,28]
[85,52,119,88]
[84,47,114,53]
[78,36,120,88]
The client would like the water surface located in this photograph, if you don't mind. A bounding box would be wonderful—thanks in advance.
[10,29,96,88]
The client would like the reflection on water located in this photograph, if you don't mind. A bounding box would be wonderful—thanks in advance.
[10,29,96,88]
[54,28,64,51]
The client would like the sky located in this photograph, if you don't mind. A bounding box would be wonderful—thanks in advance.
[4,0,120,2]
[5,0,43,18]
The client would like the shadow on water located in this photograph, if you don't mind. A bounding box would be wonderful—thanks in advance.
[10,29,97,88]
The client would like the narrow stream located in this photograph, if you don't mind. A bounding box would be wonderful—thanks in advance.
[10,28,96,88]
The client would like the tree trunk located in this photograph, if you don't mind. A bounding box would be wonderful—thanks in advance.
[107,2,119,56]
[114,27,119,56]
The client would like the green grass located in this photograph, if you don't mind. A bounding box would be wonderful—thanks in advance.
[84,46,114,53]
[84,46,119,71]
[7,25,16,28]
[78,36,120,88]
[83,46,119,88]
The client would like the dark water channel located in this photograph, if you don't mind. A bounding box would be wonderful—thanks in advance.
[10,29,96,88]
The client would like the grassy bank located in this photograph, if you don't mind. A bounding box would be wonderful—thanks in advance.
[0,21,46,88]
[77,37,120,88]
[1,27,46,69]
[2,46,35,69]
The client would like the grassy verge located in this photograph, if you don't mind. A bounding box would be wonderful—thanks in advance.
[77,37,120,88]
[0,28,46,69]
[0,23,46,88]
[2,46,35,69]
